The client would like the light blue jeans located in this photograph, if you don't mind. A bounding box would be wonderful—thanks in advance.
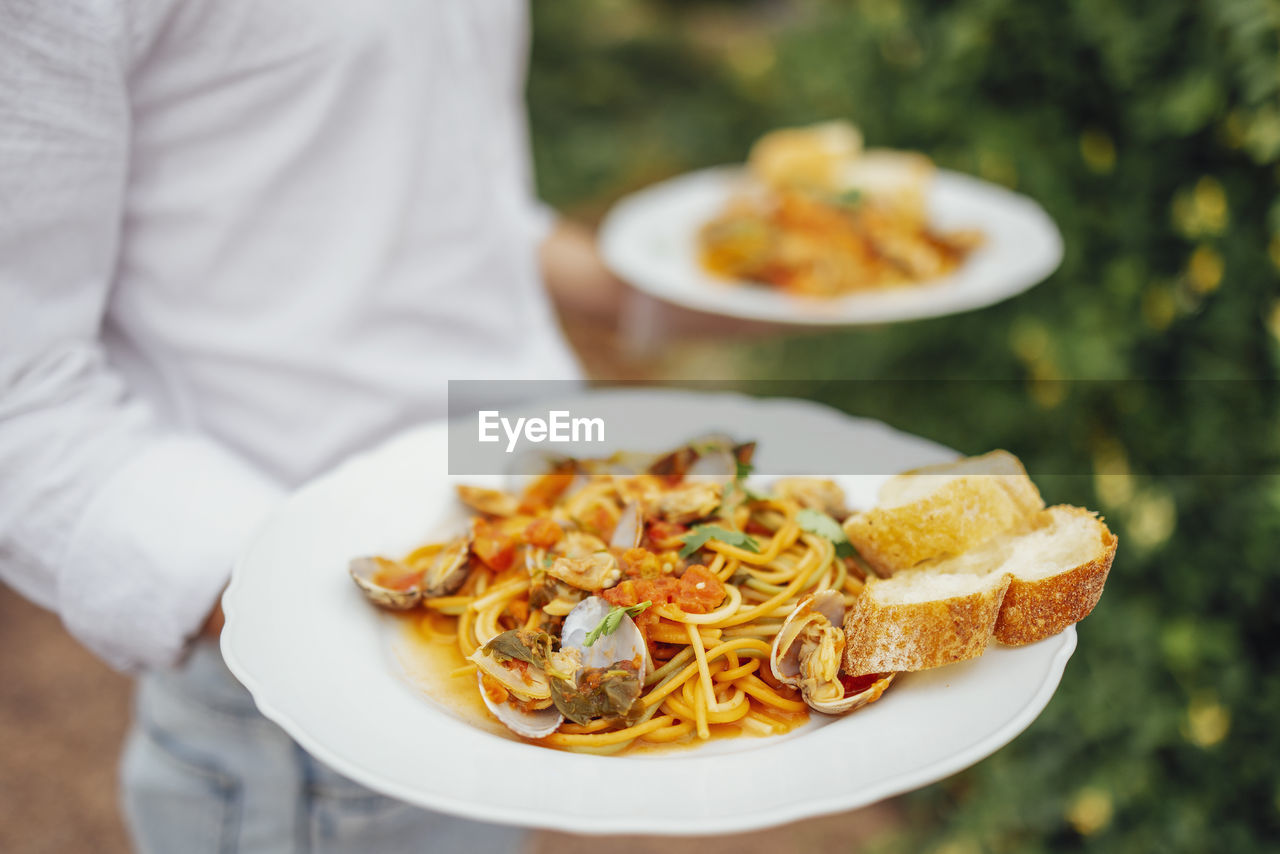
[120,642,527,854]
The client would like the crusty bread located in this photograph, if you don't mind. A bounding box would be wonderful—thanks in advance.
[747,121,864,192]
[843,505,1117,676]
[842,450,1045,575]
[838,149,936,220]
[992,506,1118,645]
[842,570,1011,675]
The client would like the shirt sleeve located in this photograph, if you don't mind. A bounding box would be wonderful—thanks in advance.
[526,199,560,247]
[0,3,285,672]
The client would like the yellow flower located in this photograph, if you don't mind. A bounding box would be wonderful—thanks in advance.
[1187,245,1224,294]
[1266,300,1280,340]
[1142,283,1176,331]
[1191,177,1228,235]
[1067,786,1114,836]
[1127,488,1176,549]
[1093,439,1133,508]
[1183,694,1231,748]
[1028,360,1064,409]
[1080,129,1116,174]
[977,150,1017,188]
[1170,178,1228,238]
[1010,317,1050,362]
[726,38,777,80]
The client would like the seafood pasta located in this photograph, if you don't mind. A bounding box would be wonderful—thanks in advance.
[349,437,893,755]
[699,121,982,297]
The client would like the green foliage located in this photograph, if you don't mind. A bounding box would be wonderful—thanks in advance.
[529,1,1280,849]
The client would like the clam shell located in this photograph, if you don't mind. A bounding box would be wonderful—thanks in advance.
[421,534,472,596]
[471,597,651,740]
[475,673,563,739]
[770,589,845,683]
[456,485,519,517]
[547,552,622,593]
[609,500,644,550]
[469,647,552,700]
[504,451,582,497]
[648,433,741,485]
[685,447,737,483]
[470,633,565,739]
[557,531,608,559]
[561,596,648,678]
[348,557,422,610]
[771,589,892,715]
[806,672,896,715]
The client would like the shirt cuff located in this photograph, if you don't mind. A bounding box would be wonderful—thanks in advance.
[58,435,285,673]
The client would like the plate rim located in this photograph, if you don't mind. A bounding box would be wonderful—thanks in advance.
[598,164,1064,326]
[222,390,1078,835]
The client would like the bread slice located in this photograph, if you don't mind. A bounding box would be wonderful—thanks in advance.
[842,450,1045,575]
[838,149,936,221]
[992,506,1118,645]
[747,121,864,192]
[842,568,1011,675]
[843,505,1117,676]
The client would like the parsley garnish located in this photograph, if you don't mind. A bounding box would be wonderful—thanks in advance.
[835,188,863,208]
[678,524,761,559]
[584,601,652,647]
[795,508,856,558]
[721,459,771,510]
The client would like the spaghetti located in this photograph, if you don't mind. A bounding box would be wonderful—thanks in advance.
[351,439,871,754]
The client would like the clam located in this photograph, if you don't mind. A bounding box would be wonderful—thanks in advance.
[456,485,519,517]
[771,477,850,520]
[648,434,756,485]
[557,531,609,559]
[686,447,737,482]
[470,629,565,739]
[771,589,894,714]
[504,452,584,507]
[609,500,644,550]
[348,556,423,610]
[649,433,730,481]
[560,596,648,677]
[547,551,622,592]
[475,679,563,739]
[504,449,576,488]
[527,552,585,616]
[420,533,473,596]
[551,597,649,725]
[648,481,721,524]
[472,599,649,738]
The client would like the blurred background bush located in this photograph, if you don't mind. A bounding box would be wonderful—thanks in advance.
[529,1,1280,851]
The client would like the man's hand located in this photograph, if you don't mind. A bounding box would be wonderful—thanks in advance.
[201,600,225,640]
[540,216,793,361]
[540,219,626,320]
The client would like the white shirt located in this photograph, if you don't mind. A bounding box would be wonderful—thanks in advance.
[0,0,581,672]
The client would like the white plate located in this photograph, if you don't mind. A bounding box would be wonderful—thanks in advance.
[222,390,1076,835]
[599,167,1063,325]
